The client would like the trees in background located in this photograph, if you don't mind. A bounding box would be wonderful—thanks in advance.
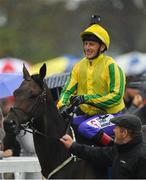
[0,0,146,63]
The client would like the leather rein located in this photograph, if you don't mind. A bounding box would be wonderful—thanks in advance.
[10,87,72,142]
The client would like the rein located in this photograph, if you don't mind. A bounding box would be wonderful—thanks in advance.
[18,89,76,142]
[21,111,75,142]
[21,114,77,179]
[11,85,75,142]
[47,124,77,179]
[20,107,77,179]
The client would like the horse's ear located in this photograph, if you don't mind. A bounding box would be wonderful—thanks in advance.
[39,63,46,80]
[23,63,31,80]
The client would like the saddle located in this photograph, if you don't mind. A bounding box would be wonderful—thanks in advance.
[71,113,122,146]
[60,105,122,146]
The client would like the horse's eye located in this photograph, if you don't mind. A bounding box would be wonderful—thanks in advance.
[30,94,38,99]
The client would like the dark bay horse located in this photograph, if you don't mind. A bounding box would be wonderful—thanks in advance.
[3,64,101,179]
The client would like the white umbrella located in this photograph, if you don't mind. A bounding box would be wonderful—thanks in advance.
[0,57,30,73]
[116,51,146,76]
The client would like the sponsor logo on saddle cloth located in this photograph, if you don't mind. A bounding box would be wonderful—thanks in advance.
[86,114,115,129]
[77,114,116,139]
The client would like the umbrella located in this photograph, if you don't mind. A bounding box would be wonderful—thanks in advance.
[0,73,23,99]
[116,51,146,76]
[30,55,79,77]
[0,57,30,73]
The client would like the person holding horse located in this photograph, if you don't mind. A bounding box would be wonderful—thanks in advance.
[60,114,146,179]
[57,15,126,146]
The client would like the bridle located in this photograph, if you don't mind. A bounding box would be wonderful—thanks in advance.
[8,84,72,142]
[8,86,48,136]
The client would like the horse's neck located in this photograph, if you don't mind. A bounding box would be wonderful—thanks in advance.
[33,98,71,178]
[46,98,67,136]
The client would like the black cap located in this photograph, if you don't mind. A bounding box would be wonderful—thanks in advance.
[110,114,142,132]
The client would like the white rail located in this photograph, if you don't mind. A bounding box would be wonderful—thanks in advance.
[0,156,41,173]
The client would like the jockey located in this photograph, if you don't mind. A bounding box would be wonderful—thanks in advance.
[57,15,126,146]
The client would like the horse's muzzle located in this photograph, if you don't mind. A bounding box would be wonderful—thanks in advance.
[3,119,20,135]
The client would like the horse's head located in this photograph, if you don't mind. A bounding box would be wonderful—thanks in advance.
[4,63,47,135]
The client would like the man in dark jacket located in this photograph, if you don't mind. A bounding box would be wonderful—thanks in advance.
[60,114,146,179]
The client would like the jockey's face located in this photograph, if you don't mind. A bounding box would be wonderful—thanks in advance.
[83,41,105,60]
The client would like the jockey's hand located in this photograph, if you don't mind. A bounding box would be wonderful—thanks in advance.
[59,106,70,119]
[70,95,84,106]
[60,134,73,149]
